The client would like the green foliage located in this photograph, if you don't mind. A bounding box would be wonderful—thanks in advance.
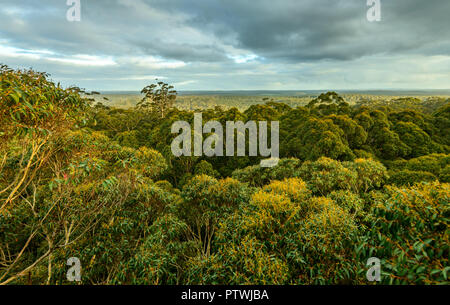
[1,65,449,285]
[326,114,368,149]
[307,91,345,107]
[194,160,220,178]
[115,214,199,284]
[358,182,449,284]
[180,175,250,220]
[138,81,177,118]
[231,158,301,187]
[343,158,388,193]
[0,64,90,142]
[285,117,355,161]
[388,170,438,186]
[440,165,450,183]
[206,180,359,284]
[394,121,433,157]
[328,190,365,218]
[295,157,357,195]
[433,103,450,146]
[388,154,449,181]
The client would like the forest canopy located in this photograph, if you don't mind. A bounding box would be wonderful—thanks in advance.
[0,65,449,285]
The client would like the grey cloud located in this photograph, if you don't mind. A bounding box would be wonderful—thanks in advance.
[0,0,449,90]
[3,0,450,62]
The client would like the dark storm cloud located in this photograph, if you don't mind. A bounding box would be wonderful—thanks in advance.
[138,0,450,61]
[0,0,449,90]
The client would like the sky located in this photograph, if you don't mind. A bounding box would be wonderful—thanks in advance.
[0,0,449,91]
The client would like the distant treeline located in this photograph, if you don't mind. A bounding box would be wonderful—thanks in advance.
[91,91,450,184]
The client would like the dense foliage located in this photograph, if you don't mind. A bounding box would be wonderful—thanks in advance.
[1,66,448,285]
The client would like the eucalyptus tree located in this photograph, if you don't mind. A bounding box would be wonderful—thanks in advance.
[138,81,177,119]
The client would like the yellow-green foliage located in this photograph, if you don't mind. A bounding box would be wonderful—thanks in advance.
[296,157,358,195]
[388,170,438,186]
[181,175,250,211]
[181,175,219,206]
[208,179,359,284]
[115,214,199,285]
[209,177,251,207]
[132,147,168,178]
[262,177,311,202]
[440,165,450,183]
[0,65,88,143]
[241,191,299,237]
[361,182,449,284]
[388,154,449,185]
[231,158,302,187]
[212,236,290,284]
[300,197,356,249]
[327,190,364,217]
[154,180,174,191]
[134,182,181,212]
[294,197,359,284]
[241,178,311,235]
[344,158,388,192]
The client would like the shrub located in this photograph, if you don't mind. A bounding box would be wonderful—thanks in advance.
[295,157,358,195]
[194,160,220,178]
[358,182,450,284]
[262,177,310,203]
[439,165,450,183]
[231,158,302,187]
[114,214,199,284]
[210,180,359,284]
[343,158,388,192]
[328,190,364,217]
[388,170,437,186]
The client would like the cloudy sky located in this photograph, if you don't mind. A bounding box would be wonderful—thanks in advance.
[1,0,449,91]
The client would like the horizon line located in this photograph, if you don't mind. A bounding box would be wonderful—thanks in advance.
[93,88,450,94]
